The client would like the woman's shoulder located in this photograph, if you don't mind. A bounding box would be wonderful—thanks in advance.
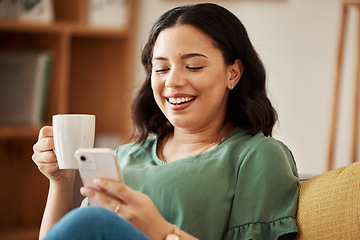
[228,128,290,153]
[227,128,295,167]
[251,132,291,153]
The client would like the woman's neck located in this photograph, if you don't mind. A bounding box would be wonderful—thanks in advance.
[159,120,235,162]
[172,120,234,145]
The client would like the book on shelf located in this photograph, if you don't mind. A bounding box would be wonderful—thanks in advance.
[0,0,54,23]
[88,0,129,28]
[0,50,52,125]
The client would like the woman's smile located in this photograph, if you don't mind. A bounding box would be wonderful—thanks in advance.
[167,96,196,105]
[166,97,196,111]
[164,93,197,111]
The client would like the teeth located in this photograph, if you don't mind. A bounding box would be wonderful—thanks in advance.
[168,97,194,104]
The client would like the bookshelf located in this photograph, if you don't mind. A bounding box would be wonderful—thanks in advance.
[0,0,137,238]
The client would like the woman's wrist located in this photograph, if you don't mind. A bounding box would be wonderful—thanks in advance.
[147,221,174,240]
[49,172,75,205]
[49,170,75,189]
[155,222,197,240]
[164,224,182,240]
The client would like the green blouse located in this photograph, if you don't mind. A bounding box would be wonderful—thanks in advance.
[113,128,299,239]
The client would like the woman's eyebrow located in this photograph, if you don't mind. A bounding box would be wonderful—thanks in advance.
[152,56,167,61]
[152,53,208,61]
[181,53,208,59]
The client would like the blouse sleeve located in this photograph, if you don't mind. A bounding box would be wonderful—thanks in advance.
[223,137,299,240]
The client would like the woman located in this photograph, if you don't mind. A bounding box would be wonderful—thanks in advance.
[32,3,299,240]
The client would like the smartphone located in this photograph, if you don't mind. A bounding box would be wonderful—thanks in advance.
[74,148,124,190]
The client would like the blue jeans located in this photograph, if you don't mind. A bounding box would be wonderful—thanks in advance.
[45,206,150,240]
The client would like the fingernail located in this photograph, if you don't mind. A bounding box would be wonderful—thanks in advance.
[80,187,90,196]
[93,178,102,186]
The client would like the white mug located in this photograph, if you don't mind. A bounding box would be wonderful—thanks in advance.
[53,114,95,169]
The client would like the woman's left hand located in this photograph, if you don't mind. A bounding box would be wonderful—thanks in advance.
[80,179,173,240]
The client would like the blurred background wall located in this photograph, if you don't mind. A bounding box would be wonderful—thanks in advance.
[133,0,358,175]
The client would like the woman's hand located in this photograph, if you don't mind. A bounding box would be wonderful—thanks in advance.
[32,126,74,185]
[80,179,173,240]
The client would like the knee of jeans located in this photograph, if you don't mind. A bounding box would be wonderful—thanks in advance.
[45,207,118,239]
[46,206,150,240]
[48,207,120,234]
[67,206,118,223]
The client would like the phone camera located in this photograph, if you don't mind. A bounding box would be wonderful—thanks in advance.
[80,156,86,161]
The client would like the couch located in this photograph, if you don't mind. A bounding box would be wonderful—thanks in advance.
[296,162,360,239]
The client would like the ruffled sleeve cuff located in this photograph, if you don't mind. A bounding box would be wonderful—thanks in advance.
[223,216,299,240]
[80,197,89,208]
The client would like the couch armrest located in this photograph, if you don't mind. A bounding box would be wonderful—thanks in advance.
[297,162,360,239]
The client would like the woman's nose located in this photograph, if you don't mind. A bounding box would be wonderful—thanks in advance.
[164,68,186,88]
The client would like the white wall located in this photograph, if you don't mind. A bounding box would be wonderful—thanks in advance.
[134,0,359,175]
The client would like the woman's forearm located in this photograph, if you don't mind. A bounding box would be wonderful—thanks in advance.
[39,180,74,240]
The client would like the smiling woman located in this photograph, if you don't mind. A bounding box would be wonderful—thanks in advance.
[33,3,299,240]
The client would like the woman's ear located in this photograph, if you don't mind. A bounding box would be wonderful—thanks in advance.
[227,59,243,90]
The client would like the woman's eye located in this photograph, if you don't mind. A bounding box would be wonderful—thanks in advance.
[187,66,204,71]
[154,68,169,73]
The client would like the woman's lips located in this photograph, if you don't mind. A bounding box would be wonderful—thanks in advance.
[168,96,196,104]
[165,96,196,111]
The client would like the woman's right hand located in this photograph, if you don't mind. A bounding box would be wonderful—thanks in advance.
[32,126,74,185]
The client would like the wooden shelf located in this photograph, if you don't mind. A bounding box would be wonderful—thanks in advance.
[0,19,64,34]
[71,25,129,39]
[0,0,137,233]
[0,125,43,140]
[0,19,130,39]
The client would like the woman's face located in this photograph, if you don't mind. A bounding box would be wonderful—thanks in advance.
[151,24,239,132]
